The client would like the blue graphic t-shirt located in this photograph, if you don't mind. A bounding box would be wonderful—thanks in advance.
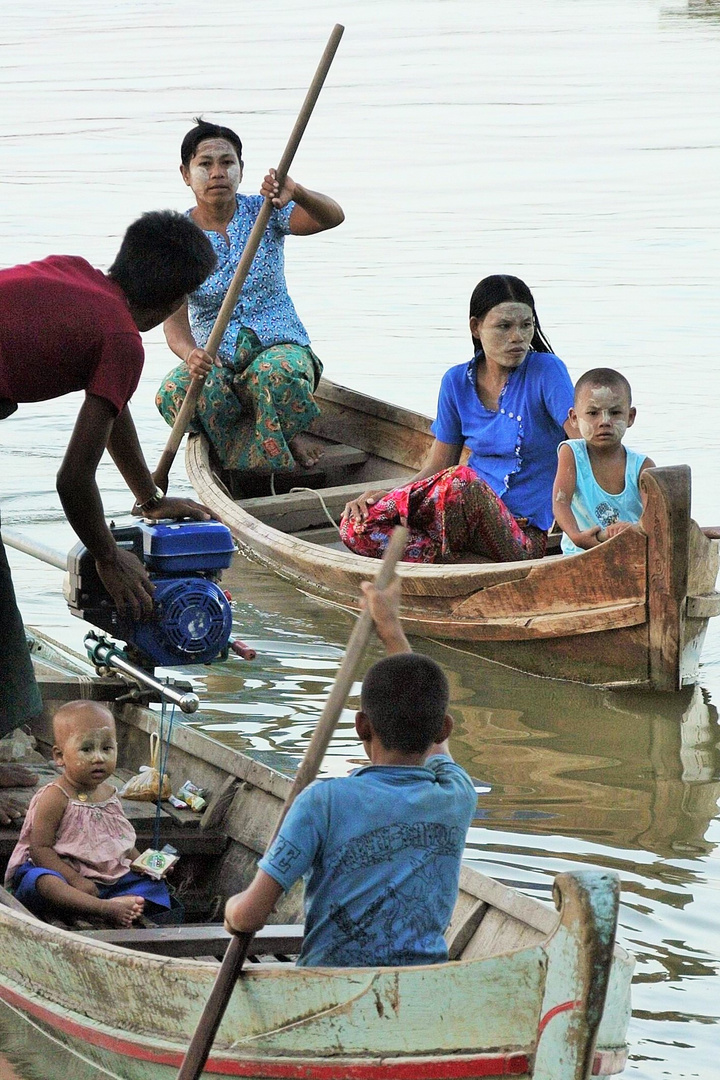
[259,756,477,967]
[431,351,573,530]
[186,194,310,362]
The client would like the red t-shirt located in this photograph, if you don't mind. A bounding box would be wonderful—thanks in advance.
[0,255,144,414]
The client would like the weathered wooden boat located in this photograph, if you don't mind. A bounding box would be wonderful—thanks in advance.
[0,629,634,1079]
[186,378,720,691]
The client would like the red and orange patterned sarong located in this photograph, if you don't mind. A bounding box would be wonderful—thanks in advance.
[339,466,546,564]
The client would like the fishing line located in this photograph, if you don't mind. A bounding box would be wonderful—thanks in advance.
[153,691,176,851]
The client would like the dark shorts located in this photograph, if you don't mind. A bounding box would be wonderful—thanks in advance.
[11,862,172,919]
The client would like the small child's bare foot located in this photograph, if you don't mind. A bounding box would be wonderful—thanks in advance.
[103,895,145,927]
[289,433,324,469]
[702,526,720,540]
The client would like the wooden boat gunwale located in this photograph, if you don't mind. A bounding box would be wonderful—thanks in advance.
[185,378,720,691]
[0,632,633,1079]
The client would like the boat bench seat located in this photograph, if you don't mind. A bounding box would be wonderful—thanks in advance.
[221,443,370,499]
[0,778,228,863]
[80,921,304,960]
[247,442,369,478]
[238,475,412,532]
[0,824,227,864]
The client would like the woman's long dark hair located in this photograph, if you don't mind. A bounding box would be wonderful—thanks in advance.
[469,274,553,354]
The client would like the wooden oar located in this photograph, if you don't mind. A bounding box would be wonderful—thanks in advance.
[154,22,345,494]
[176,525,408,1080]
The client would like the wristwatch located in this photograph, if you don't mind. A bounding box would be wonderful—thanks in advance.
[137,486,165,514]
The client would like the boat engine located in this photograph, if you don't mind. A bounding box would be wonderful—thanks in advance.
[65,520,235,669]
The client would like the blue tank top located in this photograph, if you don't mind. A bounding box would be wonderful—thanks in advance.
[560,439,646,555]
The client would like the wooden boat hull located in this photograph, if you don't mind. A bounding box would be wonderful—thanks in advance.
[186,378,720,691]
[0,634,633,1079]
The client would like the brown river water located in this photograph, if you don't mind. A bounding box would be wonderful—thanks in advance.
[1,1,720,1075]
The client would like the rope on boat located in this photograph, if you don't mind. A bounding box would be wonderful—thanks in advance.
[268,476,341,534]
[154,697,177,851]
[289,487,342,533]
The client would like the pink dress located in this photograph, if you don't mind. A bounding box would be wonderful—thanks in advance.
[5,781,137,887]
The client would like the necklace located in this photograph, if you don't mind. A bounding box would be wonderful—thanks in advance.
[77,792,89,802]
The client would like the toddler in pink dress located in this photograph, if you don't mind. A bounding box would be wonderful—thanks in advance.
[5,700,170,926]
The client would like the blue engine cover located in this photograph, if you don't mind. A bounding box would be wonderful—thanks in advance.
[128,576,233,667]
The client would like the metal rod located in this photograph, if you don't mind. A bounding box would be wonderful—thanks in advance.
[2,528,67,571]
[85,635,200,714]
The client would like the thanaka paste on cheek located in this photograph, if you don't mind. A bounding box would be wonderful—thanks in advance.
[65,727,116,762]
[582,386,629,440]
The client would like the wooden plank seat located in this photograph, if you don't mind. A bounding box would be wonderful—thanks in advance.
[0,772,227,861]
[0,822,227,863]
[80,922,304,959]
[267,442,368,476]
[219,443,370,500]
[238,475,412,532]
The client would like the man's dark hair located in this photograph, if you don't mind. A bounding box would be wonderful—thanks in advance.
[108,210,216,309]
[574,367,633,406]
[360,653,449,754]
[180,117,243,167]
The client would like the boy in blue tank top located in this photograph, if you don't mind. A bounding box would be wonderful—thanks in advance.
[553,368,654,555]
[224,580,477,967]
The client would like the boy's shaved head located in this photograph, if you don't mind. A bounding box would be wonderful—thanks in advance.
[53,700,116,748]
[574,368,632,406]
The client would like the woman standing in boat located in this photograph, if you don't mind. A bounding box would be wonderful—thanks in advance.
[342,275,574,563]
[155,118,344,471]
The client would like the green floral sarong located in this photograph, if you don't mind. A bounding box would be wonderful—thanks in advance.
[155,328,323,471]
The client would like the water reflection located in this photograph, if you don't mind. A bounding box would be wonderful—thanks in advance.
[3,0,720,1074]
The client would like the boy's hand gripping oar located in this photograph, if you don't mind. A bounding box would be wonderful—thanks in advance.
[176,526,408,1080]
[153,22,345,495]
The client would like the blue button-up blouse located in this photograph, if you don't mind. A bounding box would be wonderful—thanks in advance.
[431,350,573,530]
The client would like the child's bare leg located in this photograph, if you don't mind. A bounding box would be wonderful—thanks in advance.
[36,875,144,927]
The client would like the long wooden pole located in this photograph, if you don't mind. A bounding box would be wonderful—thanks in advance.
[176,526,409,1080]
[154,22,345,494]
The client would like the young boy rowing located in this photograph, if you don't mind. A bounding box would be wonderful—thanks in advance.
[224,580,477,967]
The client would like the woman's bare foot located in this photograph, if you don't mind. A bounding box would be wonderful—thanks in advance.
[103,895,145,927]
[289,433,324,468]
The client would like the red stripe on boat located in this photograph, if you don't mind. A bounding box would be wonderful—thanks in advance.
[0,983,624,1077]
[536,999,581,1036]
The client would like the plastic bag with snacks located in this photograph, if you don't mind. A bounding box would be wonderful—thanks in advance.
[119,733,171,802]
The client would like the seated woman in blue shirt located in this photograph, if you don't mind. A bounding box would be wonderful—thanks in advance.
[156,118,344,471]
[341,275,574,562]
